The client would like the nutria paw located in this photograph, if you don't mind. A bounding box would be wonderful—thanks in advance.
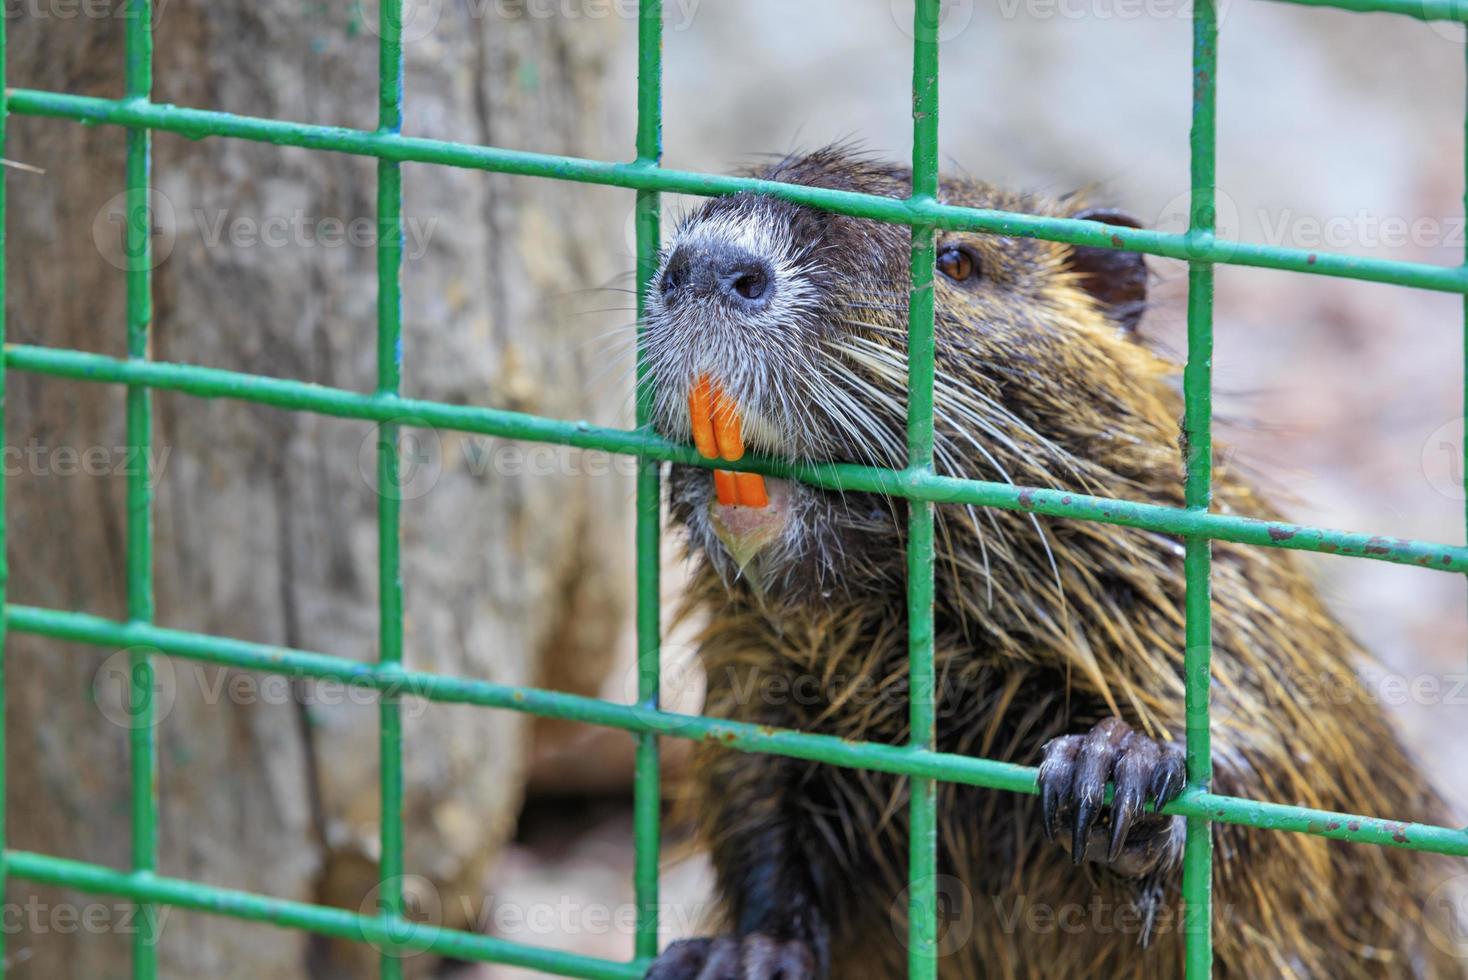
[645,934,819,980]
[1038,717,1187,876]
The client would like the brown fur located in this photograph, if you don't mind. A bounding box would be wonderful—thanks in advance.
[652,148,1463,979]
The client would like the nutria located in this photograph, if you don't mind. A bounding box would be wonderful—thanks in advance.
[640,146,1462,979]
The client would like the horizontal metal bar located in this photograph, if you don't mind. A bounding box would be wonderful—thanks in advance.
[1263,0,1467,17]
[8,342,1468,574]
[8,89,1468,295]
[8,602,1468,857]
[5,603,1041,795]
[3,850,644,980]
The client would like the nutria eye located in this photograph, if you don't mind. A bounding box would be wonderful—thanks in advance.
[936,245,978,283]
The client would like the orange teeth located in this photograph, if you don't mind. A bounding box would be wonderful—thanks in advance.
[688,375,719,460]
[733,472,768,507]
[711,388,744,462]
[688,373,767,508]
[712,469,740,506]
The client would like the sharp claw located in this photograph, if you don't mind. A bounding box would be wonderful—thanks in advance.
[1151,770,1175,808]
[1108,786,1142,863]
[1073,795,1099,864]
[1041,721,1191,873]
[1038,735,1082,844]
[1107,813,1131,863]
[1041,779,1060,842]
[1151,751,1187,807]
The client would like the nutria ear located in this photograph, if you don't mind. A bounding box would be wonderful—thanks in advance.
[1066,207,1148,335]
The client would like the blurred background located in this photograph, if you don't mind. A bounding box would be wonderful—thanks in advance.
[4,0,1467,976]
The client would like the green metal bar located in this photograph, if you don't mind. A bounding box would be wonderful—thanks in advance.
[123,0,159,974]
[1262,0,1466,16]
[632,0,663,963]
[2,0,1463,975]
[0,8,8,977]
[4,851,645,980]
[1183,1,1219,975]
[7,604,1468,858]
[11,343,1468,575]
[375,3,406,978]
[906,2,940,976]
[8,91,1468,296]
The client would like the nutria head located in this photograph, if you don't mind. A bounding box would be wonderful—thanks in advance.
[645,146,1179,607]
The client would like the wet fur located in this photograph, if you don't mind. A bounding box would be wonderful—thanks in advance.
[650,147,1462,979]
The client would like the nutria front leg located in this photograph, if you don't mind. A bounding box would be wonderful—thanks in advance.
[1037,717,1187,878]
[647,932,821,980]
[645,754,829,980]
[645,863,827,980]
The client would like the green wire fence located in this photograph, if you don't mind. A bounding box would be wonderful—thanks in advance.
[2,0,1468,977]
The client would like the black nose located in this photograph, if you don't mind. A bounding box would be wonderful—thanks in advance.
[660,242,775,312]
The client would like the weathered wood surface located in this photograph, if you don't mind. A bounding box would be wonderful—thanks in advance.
[5,3,629,975]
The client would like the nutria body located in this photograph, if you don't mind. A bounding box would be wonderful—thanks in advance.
[642,147,1462,979]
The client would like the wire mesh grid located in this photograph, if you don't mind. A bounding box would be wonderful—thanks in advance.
[1,1,1468,977]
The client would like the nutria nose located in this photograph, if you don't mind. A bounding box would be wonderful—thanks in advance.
[660,242,775,312]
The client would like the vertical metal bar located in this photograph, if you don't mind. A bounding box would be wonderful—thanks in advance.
[1183,0,1218,976]
[124,0,159,975]
[376,0,406,976]
[907,2,940,976]
[0,8,8,977]
[632,0,664,963]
